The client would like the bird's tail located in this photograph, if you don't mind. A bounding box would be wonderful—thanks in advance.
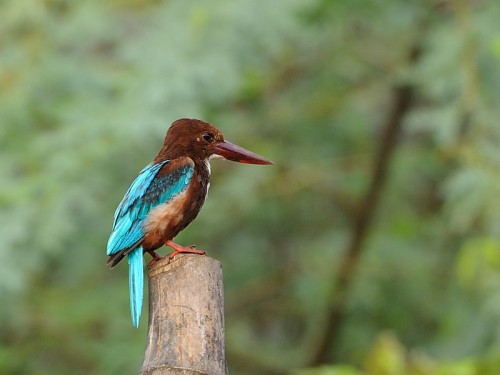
[127,247,144,328]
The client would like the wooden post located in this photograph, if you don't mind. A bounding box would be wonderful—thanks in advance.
[140,254,227,375]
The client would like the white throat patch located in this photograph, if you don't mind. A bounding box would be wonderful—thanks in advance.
[204,159,211,176]
[204,158,213,199]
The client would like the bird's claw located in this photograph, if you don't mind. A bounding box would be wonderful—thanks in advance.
[147,252,164,268]
[164,240,206,263]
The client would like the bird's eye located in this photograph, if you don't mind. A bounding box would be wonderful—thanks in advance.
[202,132,214,143]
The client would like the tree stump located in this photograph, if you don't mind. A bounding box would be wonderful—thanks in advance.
[140,254,227,375]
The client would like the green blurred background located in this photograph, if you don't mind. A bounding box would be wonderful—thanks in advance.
[2,0,500,374]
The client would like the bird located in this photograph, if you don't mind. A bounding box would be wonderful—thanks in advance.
[106,118,273,327]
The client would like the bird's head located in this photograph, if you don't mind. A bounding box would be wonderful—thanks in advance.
[158,118,273,165]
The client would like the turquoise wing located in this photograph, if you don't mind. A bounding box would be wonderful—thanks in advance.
[107,160,194,256]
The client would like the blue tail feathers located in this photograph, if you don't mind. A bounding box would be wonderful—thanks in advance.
[128,248,144,328]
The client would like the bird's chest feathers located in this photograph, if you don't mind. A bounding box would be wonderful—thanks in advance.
[144,191,188,234]
[142,167,209,243]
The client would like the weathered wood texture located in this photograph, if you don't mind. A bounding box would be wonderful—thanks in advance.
[140,254,227,375]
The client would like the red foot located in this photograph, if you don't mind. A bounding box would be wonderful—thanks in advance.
[165,240,206,262]
[147,250,164,267]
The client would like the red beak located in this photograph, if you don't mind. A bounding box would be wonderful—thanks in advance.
[214,141,273,165]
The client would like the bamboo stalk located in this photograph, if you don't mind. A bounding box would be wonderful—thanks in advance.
[140,254,227,375]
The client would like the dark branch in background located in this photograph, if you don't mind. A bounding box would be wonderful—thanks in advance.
[309,46,421,366]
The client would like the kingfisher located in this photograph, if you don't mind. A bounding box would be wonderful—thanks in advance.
[106,118,273,327]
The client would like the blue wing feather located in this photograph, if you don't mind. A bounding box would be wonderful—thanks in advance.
[107,160,194,256]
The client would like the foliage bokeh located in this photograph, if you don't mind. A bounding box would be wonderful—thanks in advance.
[2,0,500,374]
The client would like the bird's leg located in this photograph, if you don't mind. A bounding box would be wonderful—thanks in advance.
[165,240,206,262]
[147,250,164,267]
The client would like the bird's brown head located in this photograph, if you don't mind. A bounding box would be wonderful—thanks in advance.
[157,118,273,165]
